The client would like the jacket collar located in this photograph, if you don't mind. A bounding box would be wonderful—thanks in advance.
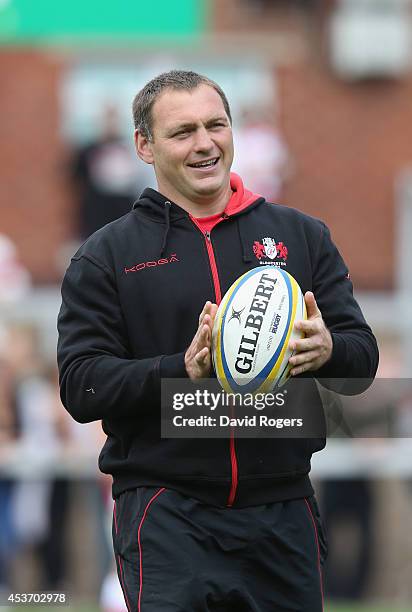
[133,173,264,221]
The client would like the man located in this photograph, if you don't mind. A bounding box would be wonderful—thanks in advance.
[70,104,142,239]
[58,70,379,611]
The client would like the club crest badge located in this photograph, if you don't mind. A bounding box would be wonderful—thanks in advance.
[253,237,288,266]
[262,237,277,259]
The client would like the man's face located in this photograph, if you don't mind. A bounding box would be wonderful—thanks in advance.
[136,84,234,207]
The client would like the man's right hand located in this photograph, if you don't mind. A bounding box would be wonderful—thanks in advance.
[185,301,218,380]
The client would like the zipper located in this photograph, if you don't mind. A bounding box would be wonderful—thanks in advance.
[190,217,239,507]
[204,231,221,303]
[227,401,238,507]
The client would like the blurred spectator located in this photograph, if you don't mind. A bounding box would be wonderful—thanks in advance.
[100,567,125,612]
[70,104,142,239]
[0,340,17,595]
[0,234,31,303]
[1,323,70,590]
[232,106,291,202]
[0,239,31,595]
[322,479,373,600]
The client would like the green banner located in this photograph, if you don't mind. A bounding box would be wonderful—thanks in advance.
[0,0,205,43]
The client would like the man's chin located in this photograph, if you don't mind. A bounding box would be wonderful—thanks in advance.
[191,176,228,197]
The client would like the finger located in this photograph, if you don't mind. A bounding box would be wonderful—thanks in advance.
[304,292,321,320]
[198,301,211,326]
[202,314,216,338]
[290,359,316,376]
[209,303,218,323]
[198,323,211,350]
[290,336,320,354]
[201,315,212,333]
[290,364,308,376]
[192,319,205,345]
[195,346,209,365]
[203,323,211,345]
[194,314,211,344]
[289,349,319,368]
[294,318,321,335]
[289,326,314,351]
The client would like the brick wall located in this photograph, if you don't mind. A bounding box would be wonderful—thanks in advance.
[213,0,412,290]
[278,61,412,290]
[1,33,411,289]
[0,49,73,284]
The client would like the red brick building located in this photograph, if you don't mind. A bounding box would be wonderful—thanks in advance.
[1,0,411,289]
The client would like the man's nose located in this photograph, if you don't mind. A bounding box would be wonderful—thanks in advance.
[193,127,214,151]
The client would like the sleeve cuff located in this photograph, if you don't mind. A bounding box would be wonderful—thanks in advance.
[316,333,376,395]
[159,351,188,379]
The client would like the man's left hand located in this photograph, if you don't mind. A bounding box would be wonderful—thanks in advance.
[288,291,332,376]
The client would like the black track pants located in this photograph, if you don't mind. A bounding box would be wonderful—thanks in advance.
[113,487,327,612]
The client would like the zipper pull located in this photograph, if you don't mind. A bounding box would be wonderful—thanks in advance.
[205,231,211,241]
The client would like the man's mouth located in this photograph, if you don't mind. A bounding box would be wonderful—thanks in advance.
[187,157,219,169]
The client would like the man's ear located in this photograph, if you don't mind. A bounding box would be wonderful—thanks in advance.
[134,129,154,165]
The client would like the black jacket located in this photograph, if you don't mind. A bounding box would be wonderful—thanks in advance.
[57,174,378,507]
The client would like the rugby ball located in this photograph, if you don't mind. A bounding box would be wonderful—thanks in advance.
[212,266,306,394]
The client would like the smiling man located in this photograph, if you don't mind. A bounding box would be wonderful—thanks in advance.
[135,82,234,216]
[58,70,378,611]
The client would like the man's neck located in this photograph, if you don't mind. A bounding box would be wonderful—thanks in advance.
[156,183,232,218]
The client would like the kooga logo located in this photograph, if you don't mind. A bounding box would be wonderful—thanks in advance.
[124,254,179,274]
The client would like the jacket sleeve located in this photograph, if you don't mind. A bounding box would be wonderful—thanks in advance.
[57,255,187,423]
[311,223,379,393]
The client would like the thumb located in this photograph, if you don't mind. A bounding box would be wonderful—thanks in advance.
[304,291,321,319]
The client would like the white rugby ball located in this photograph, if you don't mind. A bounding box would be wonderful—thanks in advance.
[212,266,306,394]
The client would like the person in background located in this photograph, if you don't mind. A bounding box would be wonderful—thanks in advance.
[0,337,17,597]
[0,234,31,303]
[0,238,31,595]
[232,105,291,202]
[70,104,142,239]
[3,324,69,591]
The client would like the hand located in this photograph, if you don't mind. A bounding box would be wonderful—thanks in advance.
[288,292,332,376]
[185,301,218,380]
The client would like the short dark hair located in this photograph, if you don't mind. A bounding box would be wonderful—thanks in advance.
[132,70,232,141]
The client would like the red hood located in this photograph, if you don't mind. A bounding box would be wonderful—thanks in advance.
[225,173,263,216]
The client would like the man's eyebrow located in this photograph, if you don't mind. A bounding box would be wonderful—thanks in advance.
[165,116,229,135]
[205,115,229,125]
[165,122,197,135]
